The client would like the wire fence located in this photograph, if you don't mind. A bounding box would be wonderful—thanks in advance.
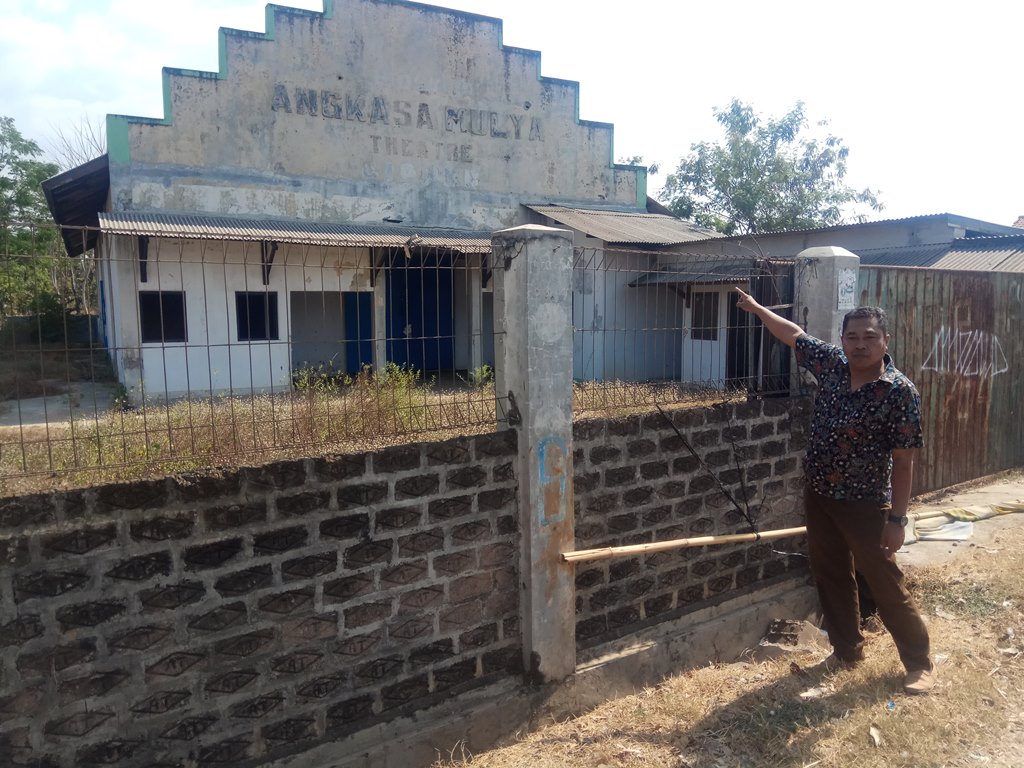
[570,245,797,418]
[1,222,798,492]
[1,221,501,492]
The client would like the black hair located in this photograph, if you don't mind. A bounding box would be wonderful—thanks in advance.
[842,306,888,336]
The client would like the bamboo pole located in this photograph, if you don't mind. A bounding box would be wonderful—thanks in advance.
[561,507,1017,564]
[562,526,807,563]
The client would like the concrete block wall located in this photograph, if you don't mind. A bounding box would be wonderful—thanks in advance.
[572,397,813,648]
[0,431,520,767]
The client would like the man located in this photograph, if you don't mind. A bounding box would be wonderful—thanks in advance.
[734,287,934,695]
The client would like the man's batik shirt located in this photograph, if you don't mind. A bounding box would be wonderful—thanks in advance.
[795,334,924,503]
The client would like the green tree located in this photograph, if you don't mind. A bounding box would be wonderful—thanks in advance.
[660,99,882,235]
[1,116,59,229]
[1,116,62,319]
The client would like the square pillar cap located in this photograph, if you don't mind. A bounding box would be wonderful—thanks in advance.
[796,246,859,260]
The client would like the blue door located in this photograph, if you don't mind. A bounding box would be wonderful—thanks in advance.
[386,254,455,371]
[342,292,374,374]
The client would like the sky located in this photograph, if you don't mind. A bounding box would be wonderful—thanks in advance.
[2,0,1022,226]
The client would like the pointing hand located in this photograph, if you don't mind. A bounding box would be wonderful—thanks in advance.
[734,286,759,312]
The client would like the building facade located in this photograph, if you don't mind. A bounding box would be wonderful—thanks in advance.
[47,0,723,401]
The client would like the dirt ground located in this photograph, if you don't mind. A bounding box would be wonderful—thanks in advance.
[0,380,118,427]
[899,471,1024,767]
[902,471,1024,566]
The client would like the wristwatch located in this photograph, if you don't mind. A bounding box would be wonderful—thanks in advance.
[887,514,910,527]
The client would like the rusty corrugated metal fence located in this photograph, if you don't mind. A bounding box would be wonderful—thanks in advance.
[860,266,1024,494]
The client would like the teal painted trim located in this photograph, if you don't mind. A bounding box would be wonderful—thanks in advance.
[161,70,175,127]
[265,3,278,37]
[385,0,497,26]
[267,1,334,22]
[502,45,541,59]
[513,40,628,185]
[610,159,648,209]
[106,115,131,164]
[220,26,230,74]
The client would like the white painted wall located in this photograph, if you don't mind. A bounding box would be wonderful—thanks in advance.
[102,235,379,401]
[572,249,685,382]
[100,235,496,400]
[680,287,730,385]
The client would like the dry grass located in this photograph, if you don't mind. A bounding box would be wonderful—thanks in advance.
[0,371,498,494]
[434,526,1024,768]
[572,381,746,420]
[1,375,744,495]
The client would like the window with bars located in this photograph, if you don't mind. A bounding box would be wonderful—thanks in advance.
[691,291,719,341]
[139,291,187,343]
[236,292,279,341]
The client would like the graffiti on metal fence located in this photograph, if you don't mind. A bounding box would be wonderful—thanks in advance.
[921,326,1009,378]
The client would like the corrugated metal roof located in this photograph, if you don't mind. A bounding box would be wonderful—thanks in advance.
[931,235,1024,273]
[679,212,1024,244]
[855,235,1024,273]
[629,258,755,286]
[98,212,494,253]
[526,205,719,245]
[854,244,950,268]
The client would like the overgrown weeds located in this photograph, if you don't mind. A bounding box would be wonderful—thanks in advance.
[2,373,745,494]
[0,364,495,493]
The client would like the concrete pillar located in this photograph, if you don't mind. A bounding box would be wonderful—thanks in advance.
[491,224,576,684]
[793,246,860,344]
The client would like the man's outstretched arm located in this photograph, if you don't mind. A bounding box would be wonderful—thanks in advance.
[733,287,804,349]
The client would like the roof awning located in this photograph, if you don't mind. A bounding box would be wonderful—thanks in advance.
[629,258,755,287]
[525,204,719,246]
[97,212,494,253]
[42,154,110,256]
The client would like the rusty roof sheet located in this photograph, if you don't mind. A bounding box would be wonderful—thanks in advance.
[526,205,719,245]
[98,212,494,253]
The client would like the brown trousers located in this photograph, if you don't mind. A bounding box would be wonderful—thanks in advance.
[805,489,931,672]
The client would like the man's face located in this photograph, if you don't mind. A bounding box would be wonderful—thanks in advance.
[841,316,890,374]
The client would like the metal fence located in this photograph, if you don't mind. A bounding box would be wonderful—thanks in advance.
[860,265,1024,494]
[1,221,502,492]
[570,245,797,418]
[1,222,801,492]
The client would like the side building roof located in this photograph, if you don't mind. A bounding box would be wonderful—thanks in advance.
[859,234,1024,273]
[525,204,720,246]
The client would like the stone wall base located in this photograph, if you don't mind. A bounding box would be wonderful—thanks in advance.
[275,576,818,767]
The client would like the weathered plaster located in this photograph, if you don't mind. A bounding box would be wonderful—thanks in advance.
[107,0,644,227]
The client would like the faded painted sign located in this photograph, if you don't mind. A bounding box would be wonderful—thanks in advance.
[837,267,857,310]
[537,435,567,526]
